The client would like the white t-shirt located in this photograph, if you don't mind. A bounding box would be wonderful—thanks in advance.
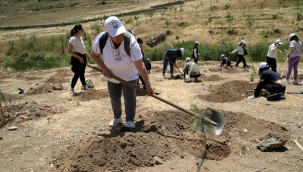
[92,32,142,83]
[267,43,278,58]
[289,40,302,58]
[69,36,86,54]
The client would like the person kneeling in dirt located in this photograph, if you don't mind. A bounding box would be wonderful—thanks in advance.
[220,54,231,69]
[248,62,286,99]
[183,57,201,82]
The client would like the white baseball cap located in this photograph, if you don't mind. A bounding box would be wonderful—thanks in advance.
[241,40,246,44]
[288,33,296,40]
[275,39,283,45]
[180,47,185,54]
[186,57,191,62]
[195,41,200,44]
[104,16,126,37]
[221,54,225,58]
[259,62,269,69]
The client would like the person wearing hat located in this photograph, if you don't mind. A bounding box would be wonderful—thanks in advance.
[162,47,184,78]
[191,41,200,64]
[220,54,231,68]
[248,62,285,99]
[230,40,248,72]
[266,39,283,73]
[183,57,201,82]
[68,24,90,96]
[285,33,302,84]
[91,16,154,129]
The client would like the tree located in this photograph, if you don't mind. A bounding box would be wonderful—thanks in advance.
[246,14,254,32]
[174,7,178,19]
[297,13,302,29]
[144,12,148,22]
[207,13,213,31]
[134,15,139,26]
[225,11,234,33]
[165,19,171,28]
[179,5,184,19]
[260,0,266,16]
[148,10,155,21]
[194,5,199,16]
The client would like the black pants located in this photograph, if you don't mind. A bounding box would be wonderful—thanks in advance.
[254,82,285,97]
[184,72,201,79]
[71,54,87,89]
[194,57,198,64]
[235,54,247,68]
[266,56,277,73]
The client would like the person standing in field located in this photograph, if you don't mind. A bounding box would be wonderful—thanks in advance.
[91,16,153,128]
[230,40,248,72]
[162,47,184,78]
[192,41,200,64]
[266,39,283,73]
[285,33,302,85]
[68,24,90,96]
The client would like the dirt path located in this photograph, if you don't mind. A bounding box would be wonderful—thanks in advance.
[0,61,303,172]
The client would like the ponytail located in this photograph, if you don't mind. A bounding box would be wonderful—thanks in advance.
[70,24,83,37]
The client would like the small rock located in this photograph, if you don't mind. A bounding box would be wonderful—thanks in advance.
[152,156,164,165]
[0,136,3,140]
[243,128,248,133]
[8,126,17,131]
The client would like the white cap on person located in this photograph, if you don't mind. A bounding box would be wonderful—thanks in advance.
[275,39,283,45]
[241,40,246,44]
[259,62,269,69]
[221,54,225,58]
[288,33,296,40]
[180,47,185,54]
[104,16,126,37]
[186,57,191,62]
[195,41,200,44]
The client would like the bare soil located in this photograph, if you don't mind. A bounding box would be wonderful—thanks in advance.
[1,61,303,172]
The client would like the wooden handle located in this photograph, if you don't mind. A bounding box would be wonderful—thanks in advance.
[294,140,303,152]
[86,64,217,126]
[0,101,5,122]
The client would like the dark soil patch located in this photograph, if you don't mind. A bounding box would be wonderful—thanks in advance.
[0,72,14,80]
[152,66,162,73]
[1,101,66,127]
[203,74,224,81]
[51,109,290,172]
[199,80,254,103]
[79,88,109,101]
[26,83,64,95]
[24,76,43,81]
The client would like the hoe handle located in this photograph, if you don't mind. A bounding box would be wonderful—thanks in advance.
[87,64,217,126]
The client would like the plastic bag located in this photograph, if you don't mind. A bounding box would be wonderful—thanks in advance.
[185,74,190,82]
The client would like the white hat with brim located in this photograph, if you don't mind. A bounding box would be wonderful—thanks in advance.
[288,33,296,40]
[180,47,185,54]
[258,62,269,69]
[195,41,200,44]
[186,57,191,62]
[241,40,246,44]
[104,16,126,37]
[275,39,283,45]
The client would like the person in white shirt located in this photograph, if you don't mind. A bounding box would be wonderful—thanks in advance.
[67,24,90,96]
[266,39,283,73]
[230,40,248,71]
[91,16,153,129]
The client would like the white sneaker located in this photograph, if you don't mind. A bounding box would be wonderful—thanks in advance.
[70,90,78,96]
[248,95,256,99]
[109,118,122,127]
[162,74,165,78]
[293,80,299,85]
[126,121,135,128]
[284,79,290,84]
[244,68,249,72]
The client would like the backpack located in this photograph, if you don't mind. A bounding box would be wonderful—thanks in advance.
[98,31,131,56]
[144,60,151,71]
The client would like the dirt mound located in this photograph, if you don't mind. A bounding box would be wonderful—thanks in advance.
[26,83,64,95]
[51,108,290,172]
[79,88,109,101]
[1,101,66,126]
[45,73,69,84]
[203,74,224,81]
[52,110,230,172]
[199,80,254,103]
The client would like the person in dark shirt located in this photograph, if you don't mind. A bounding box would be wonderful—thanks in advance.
[248,62,286,99]
[220,54,231,68]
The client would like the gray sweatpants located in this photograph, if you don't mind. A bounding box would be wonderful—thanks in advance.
[107,79,137,122]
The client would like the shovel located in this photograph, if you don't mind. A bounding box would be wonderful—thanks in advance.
[166,57,184,76]
[87,64,226,135]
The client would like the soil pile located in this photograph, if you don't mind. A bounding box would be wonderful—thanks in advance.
[203,74,224,81]
[199,80,253,103]
[52,110,231,172]
[26,83,64,95]
[79,88,109,101]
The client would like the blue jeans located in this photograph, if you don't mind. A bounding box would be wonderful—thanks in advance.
[107,79,137,122]
[162,56,175,75]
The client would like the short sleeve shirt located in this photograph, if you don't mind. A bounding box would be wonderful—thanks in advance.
[289,40,302,58]
[267,43,278,58]
[260,70,281,84]
[92,32,142,83]
[69,36,86,54]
